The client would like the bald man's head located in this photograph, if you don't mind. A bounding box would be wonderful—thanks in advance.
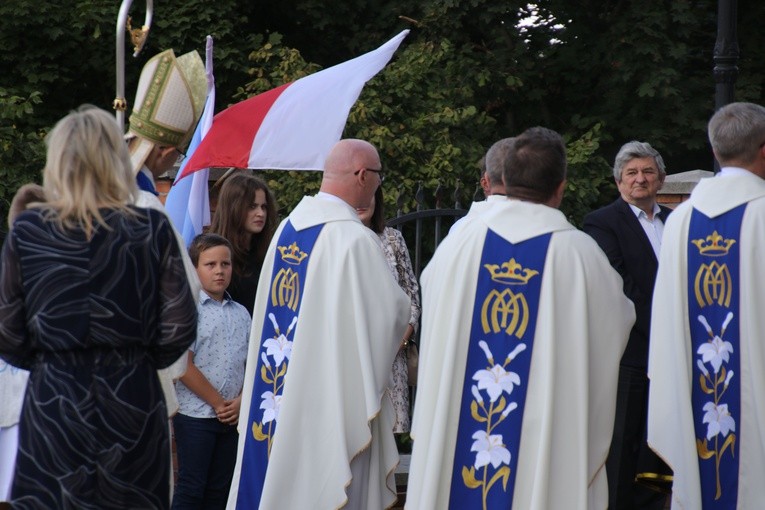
[320,139,382,208]
[324,139,379,175]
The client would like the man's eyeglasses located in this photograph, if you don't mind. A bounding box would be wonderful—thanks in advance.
[354,167,385,182]
[160,146,186,165]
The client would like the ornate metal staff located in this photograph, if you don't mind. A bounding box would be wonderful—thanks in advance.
[114,0,153,130]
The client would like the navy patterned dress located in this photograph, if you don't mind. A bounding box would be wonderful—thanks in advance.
[0,206,197,510]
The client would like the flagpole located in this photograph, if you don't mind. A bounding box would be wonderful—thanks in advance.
[114,0,153,130]
[165,35,216,246]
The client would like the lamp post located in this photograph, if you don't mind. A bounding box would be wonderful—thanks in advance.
[712,0,738,172]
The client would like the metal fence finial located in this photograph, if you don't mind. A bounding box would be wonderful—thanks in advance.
[415,181,425,211]
[454,179,462,209]
[396,185,406,218]
[434,181,444,209]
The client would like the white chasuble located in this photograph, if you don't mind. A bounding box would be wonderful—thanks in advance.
[407,200,634,510]
[648,171,765,509]
[228,196,410,510]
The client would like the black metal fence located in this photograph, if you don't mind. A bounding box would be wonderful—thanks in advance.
[385,180,479,279]
[384,181,474,458]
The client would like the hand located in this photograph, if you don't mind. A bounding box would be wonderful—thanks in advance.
[216,395,242,426]
[212,398,227,418]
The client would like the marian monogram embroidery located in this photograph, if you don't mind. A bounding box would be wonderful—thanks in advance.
[271,268,301,311]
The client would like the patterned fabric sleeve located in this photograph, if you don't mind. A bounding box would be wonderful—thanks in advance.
[0,230,31,369]
[153,213,198,369]
[386,227,422,328]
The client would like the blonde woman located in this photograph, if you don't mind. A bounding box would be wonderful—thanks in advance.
[0,106,197,509]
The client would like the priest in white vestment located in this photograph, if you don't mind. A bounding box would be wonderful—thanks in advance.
[450,148,508,236]
[406,131,634,510]
[648,102,765,509]
[227,139,410,510]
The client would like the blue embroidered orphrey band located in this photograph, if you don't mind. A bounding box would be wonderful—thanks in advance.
[448,229,551,509]
[236,221,323,509]
[687,205,744,508]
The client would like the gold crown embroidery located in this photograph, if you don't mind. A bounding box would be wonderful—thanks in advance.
[277,242,308,265]
[691,231,735,257]
[484,258,539,285]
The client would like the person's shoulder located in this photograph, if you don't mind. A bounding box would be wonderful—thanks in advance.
[583,198,622,223]
[227,298,251,321]
[134,190,165,211]
[382,226,405,243]
[433,216,489,260]
[545,230,618,277]
[323,217,373,241]
[13,207,45,225]
[119,206,174,236]
[127,202,160,216]
[553,228,605,254]
[7,208,46,241]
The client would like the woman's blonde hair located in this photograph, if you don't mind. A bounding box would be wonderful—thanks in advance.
[42,105,137,235]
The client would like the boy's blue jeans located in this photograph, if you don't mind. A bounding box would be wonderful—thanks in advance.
[171,414,239,510]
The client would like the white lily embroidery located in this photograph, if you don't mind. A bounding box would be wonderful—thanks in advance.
[263,314,297,366]
[702,402,736,440]
[260,391,282,424]
[473,364,521,403]
[263,335,293,367]
[697,336,734,374]
[470,430,511,469]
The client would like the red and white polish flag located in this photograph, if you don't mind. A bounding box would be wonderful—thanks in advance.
[177,30,409,180]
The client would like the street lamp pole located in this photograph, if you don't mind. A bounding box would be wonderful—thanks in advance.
[712,0,738,172]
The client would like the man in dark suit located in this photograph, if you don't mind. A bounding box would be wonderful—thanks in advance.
[583,141,672,510]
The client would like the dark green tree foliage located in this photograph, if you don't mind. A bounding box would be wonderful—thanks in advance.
[541,0,718,170]
[0,0,257,223]
[3,0,765,227]
[0,0,256,124]
[0,89,45,221]
[248,1,618,224]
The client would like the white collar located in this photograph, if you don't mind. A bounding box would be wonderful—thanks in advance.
[719,166,753,178]
[626,201,660,219]
[316,191,356,214]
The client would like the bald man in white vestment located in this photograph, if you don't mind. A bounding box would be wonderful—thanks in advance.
[227,139,410,510]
